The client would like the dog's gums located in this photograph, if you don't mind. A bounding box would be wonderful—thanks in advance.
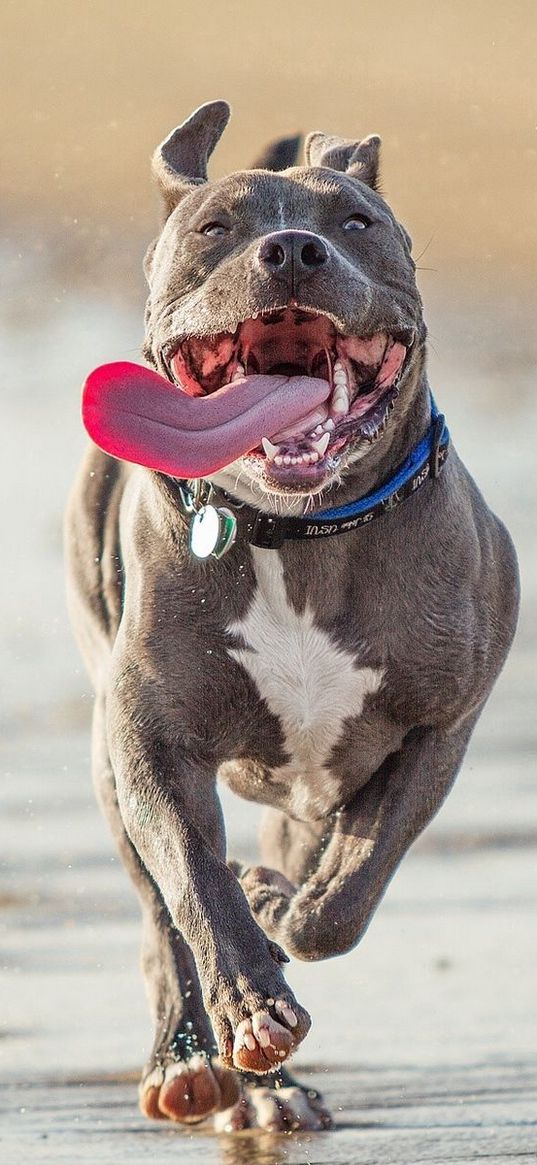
[166,307,409,489]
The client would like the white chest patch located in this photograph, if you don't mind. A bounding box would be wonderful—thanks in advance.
[227,549,384,818]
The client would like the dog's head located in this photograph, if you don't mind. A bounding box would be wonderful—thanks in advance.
[144,101,426,504]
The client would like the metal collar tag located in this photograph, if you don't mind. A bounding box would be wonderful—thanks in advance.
[189,504,237,559]
[177,481,237,560]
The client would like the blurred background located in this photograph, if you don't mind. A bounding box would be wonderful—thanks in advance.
[1,1,536,1157]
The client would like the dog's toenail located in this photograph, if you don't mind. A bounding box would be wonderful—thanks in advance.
[275,1000,298,1027]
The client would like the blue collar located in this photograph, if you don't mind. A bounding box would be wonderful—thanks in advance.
[315,396,448,520]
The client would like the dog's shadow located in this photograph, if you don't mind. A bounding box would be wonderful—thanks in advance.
[215,1127,343,1165]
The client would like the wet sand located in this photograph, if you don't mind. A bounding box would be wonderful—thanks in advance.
[2,724,536,1162]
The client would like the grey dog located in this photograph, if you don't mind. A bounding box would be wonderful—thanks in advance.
[65,101,519,1132]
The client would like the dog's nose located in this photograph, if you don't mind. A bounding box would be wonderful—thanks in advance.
[257,230,330,286]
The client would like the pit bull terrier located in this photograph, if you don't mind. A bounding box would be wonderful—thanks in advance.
[65,101,519,1132]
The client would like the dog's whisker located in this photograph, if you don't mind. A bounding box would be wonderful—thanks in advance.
[413,233,436,264]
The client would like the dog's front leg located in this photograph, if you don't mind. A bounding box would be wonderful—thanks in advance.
[107,688,311,1074]
[241,715,479,962]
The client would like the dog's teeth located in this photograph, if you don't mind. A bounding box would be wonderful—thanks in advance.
[312,432,330,457]
[332,388,349,416]
[331,359,352,417]
[266,442,327,470]
[231,362,245,382]
[261,436,279,460]
[323,418,336,432]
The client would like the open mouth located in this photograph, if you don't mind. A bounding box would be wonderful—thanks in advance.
[166,308,411,488]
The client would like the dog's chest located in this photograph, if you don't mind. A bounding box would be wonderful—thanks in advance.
[226,549,383,818]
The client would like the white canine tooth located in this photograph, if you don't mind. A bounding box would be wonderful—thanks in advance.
[261,437,279,460]
[231,362,245,382]
[312,431,330,457]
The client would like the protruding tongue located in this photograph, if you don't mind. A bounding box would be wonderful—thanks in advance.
[82,361,332,477]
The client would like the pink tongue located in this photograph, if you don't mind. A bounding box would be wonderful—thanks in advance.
[82,361,332,477]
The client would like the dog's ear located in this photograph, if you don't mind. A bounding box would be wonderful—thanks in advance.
[305,131,381,191]
[250,133,302,172]
[152,100,231,214]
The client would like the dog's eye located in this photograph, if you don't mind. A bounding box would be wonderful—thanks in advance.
[199,222,229,237]
[343,214,371,231]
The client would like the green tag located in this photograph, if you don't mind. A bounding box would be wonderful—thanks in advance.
[189,505,237,560]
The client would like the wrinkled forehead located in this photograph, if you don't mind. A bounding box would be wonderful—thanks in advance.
[170,167,392,231]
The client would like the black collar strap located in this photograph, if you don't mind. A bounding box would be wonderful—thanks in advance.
[175,399,449,553]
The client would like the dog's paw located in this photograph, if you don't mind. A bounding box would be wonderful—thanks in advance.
[139,1053,239,1124]
[216,996,311,1074]
[214,1078,333,1133]
[238,865,296,934]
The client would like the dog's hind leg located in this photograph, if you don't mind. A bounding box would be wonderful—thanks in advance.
[91,695,239,1124]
